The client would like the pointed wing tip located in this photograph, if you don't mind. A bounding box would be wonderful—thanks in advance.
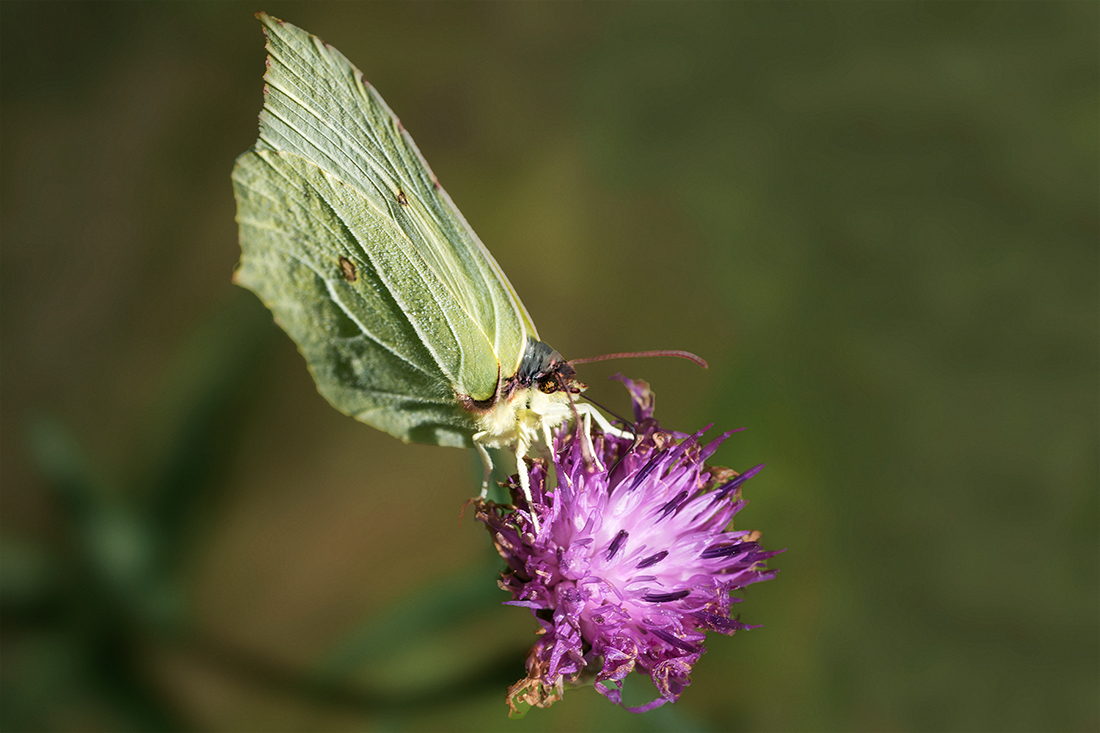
[256,13,298,47]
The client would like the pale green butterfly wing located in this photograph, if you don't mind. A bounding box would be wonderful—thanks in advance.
[235,151,472,446]
[233,13,539,447]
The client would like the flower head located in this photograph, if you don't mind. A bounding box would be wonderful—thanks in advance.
[476,375,780,714]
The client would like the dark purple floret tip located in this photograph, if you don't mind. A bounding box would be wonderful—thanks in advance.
[636,550,669,568]
[716,463,766,498]
[658,490,689,519]
[649,627,700,653]
[642,589,692,603]
[606,529,629,560]
[701,542,753,560]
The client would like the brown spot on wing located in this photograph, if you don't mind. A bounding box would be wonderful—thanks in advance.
[339,256,357,283]
[396,190,409,206]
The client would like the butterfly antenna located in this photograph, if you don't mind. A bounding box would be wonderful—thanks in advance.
[569,349,708,369]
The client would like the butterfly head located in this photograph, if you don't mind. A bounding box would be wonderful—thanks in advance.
[516,338,586,397]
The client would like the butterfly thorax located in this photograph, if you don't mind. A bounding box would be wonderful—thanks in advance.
[466,339,586,454]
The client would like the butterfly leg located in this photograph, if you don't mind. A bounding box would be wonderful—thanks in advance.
[474,440,494,498]
[514,446,542,534]
[576,403,632,441]
[541,420,555,458]
[474,432,541,532]
[577,409,606,472]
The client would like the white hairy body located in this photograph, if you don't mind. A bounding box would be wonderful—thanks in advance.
[472,385,626,528]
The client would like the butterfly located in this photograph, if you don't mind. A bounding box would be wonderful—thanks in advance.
[232,13,701,509]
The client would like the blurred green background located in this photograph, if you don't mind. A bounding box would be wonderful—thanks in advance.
[2,2,1096,731]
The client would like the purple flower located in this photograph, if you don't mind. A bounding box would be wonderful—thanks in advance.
[476,375,781,714]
